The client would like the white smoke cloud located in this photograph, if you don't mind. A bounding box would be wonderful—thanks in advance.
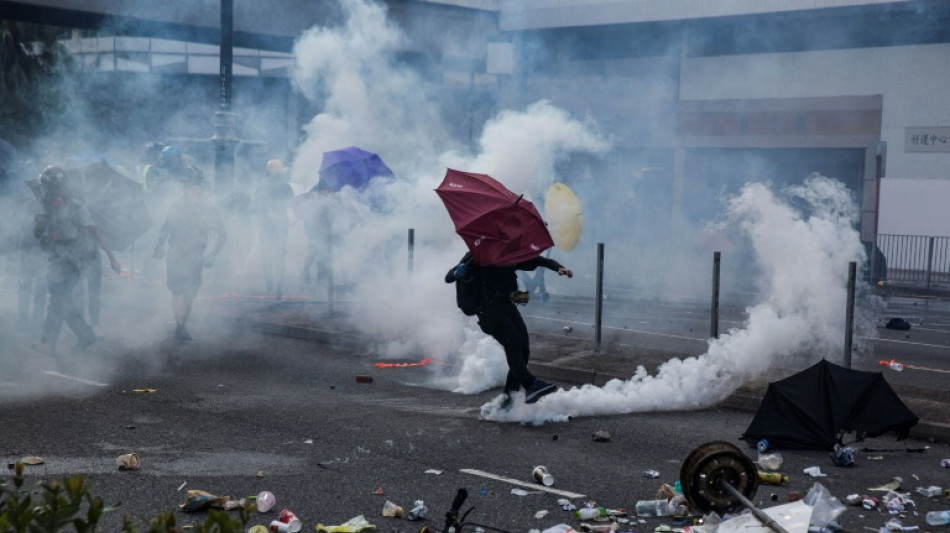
[287,0,609,384]
[482,174,867,424]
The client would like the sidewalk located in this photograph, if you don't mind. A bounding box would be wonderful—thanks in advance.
[207,293,950,445]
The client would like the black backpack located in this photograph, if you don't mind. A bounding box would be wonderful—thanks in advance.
[454,254,487,316]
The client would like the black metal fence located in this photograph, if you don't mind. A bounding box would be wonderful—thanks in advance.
[874,234,950,288]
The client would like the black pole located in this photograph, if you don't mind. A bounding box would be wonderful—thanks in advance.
[328,218,334,314]
[844,261,856,368]
[408,228,415,277]
[594,242,604,354]
[212,0,236,200]
[710,251,720,339]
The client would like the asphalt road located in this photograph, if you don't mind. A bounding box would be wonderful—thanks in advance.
[1,323,948,533]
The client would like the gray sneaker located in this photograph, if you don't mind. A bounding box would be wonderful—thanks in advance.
[525,379,557,404]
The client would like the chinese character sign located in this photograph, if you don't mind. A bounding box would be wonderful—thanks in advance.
[906,127,950,152]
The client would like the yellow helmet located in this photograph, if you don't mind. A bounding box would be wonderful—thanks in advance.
[265,159,286,174]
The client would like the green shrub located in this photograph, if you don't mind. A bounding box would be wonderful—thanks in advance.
[0,462,252,533]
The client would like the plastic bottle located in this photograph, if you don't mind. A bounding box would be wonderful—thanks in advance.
[757,471,789,485]
[635,500,669,517]
[255,491,276,513]
[925,511,950,526]
[758,453,784,471]
[574,507,607,520]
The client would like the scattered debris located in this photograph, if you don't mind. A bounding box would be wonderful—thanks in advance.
[177,481,187,491]
[869,477,903,492]
[374,487,385,495]
[803,466,826,477]
[643,469,660,479]
[406,500,427,521]
[180,490,239,512]
[256,470,264,478]
[316,515,376,533]
[536,510,549,519]
[592,430,611,442]
[533,465,555,486]
[21,456,44,465]
[255,491,276,513]
[885,317,911,330]
[424,469,443,475]
[133,388,157,393]
[115,452,140,471]
[382,501,403,517]
[355,375,374,383]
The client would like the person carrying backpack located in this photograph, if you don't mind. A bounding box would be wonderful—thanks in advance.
[445,251,573,407]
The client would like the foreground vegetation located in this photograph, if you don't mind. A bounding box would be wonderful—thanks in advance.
[0,462,252,533]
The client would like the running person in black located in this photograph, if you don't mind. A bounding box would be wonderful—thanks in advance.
[446,254,573,406]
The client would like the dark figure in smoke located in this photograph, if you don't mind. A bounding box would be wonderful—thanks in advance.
[445,253,573,407]
[295,179,333,289]
[17,196,47,330]
[252,159,294,299]
[153,173,226,343]
[32,166,122,355]
[74,243,102,332]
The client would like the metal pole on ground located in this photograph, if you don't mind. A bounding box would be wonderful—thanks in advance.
[594,242,604,354]
[408,228,414,277]
[710,251,721,339]
[844,261,856,368]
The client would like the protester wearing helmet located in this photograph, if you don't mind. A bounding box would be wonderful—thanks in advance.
[252,158,294,299]
[153,170,226,343]
[32,166,121,355]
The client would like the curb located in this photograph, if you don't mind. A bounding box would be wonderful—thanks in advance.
[225,316,950,445]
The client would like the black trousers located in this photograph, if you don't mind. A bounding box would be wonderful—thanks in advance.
[477,299,535,392]
[41,257,96,347]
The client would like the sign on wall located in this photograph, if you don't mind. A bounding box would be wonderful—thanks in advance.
[905,127,950,152]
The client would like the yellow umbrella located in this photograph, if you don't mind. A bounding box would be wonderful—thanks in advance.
[544,182,583,251]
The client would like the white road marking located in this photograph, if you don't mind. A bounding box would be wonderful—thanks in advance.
[460,468,586,499]
[42,371,108,387]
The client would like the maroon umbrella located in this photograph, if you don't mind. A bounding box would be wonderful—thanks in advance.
[435,168,554,266]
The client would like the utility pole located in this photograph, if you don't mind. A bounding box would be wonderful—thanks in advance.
[212,0,238,200]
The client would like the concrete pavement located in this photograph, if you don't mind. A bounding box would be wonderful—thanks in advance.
[207,292,950,445]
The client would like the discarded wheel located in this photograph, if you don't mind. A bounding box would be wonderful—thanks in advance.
[679,441,758,514]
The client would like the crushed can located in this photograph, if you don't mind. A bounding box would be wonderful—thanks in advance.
[862,497,878,510]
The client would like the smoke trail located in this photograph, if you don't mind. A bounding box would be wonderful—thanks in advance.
[287,0,608,383]
[482,174,867,424]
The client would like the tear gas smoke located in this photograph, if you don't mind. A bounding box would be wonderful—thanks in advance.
[482,174,867,424]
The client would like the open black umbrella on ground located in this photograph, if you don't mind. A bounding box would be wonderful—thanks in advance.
[741,359,918,450]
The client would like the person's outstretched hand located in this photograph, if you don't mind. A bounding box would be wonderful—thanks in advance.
[557,268,573,278]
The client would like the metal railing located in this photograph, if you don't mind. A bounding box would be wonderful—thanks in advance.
[874,234,950,288]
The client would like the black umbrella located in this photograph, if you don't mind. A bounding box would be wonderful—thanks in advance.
[68,160,153,252]
[741,359,918,450]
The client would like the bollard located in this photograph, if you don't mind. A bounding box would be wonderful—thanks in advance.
[595,243,604,354]
[926,236,934,291]
[408,228,415,277]
[711,251,721,339]
[844,261,856,368]
[328,219,335,315]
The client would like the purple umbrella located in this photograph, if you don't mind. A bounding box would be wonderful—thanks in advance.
[319,146,394,191]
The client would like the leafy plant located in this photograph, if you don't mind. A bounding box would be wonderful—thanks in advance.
[0,462,251,533]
